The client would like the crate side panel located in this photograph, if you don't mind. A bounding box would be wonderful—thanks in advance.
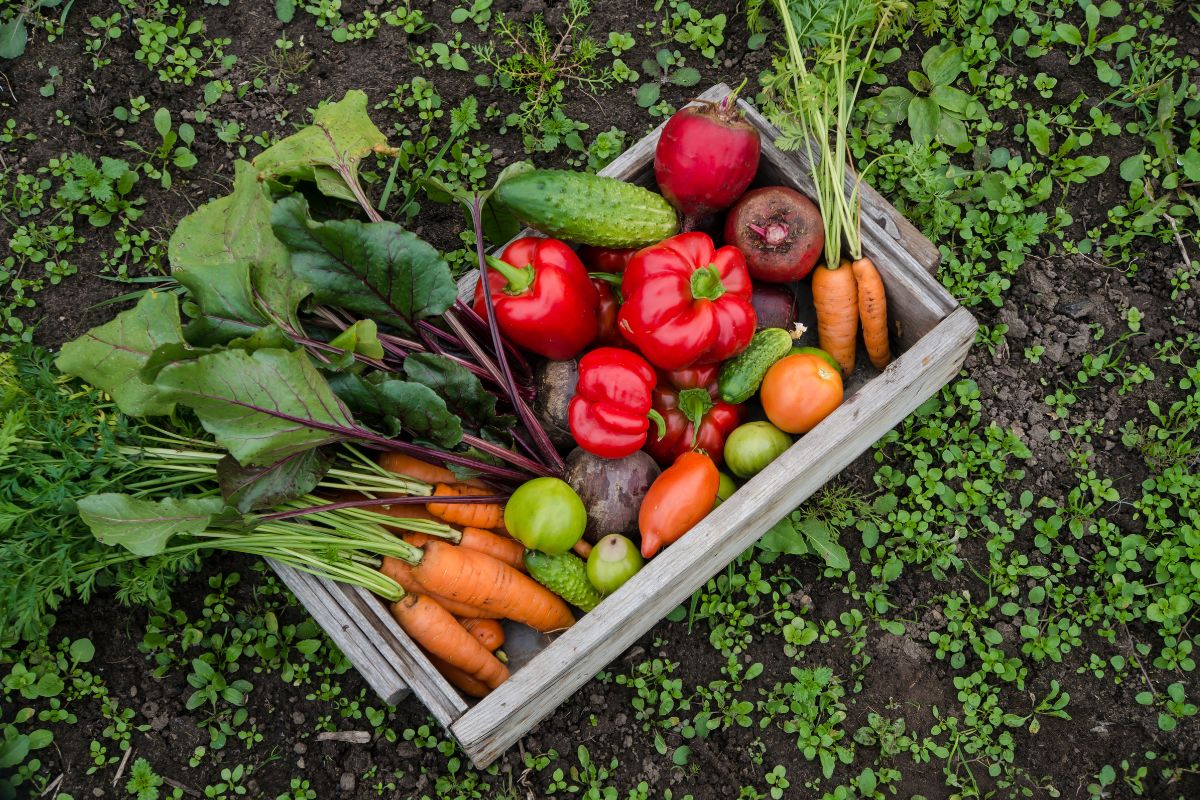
[269,561,410,706]
[452,306,978,767]
[340,584,469,727]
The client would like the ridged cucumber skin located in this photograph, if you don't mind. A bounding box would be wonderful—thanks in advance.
[524,550,603,612]
[495,170,679,248]
[718,328,795,404]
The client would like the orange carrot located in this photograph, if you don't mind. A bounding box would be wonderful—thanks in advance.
[400,531,444,549]
[850,256,891,370]
[400,528,526,573]
[389,594,509,689]
[811,260,859,376]
[424,650,491,698]
[377,453,459,486]
[378,453,490,489]
[457,617,505,652]
[572,539,593,559]
[427,483,504,530]
[459,527,526,572]
[412,540,575,633]
[379,556,503,619]
[375,503,440,526]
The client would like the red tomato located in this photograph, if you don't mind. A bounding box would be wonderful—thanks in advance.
[760,353,843,434]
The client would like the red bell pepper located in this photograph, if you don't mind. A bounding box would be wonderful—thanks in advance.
[472,237,599,360]
[618,232,756,370]
[580,246,638,348]
[591,278,623,347]
[568,348,665,459]
[644,366,744,466]
[579,245,639,274]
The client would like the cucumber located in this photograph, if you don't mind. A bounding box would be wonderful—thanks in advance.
[718,328,795,404]
[524,549,603,612]
[495,169,679,248]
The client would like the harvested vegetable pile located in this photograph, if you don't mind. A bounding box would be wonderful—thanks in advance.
[50,26,897,698]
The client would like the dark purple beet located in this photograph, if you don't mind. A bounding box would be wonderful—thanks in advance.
[750,283,798,331]
[724,186,824,282]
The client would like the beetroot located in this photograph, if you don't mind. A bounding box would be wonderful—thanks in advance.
[724,186,824,282]
[750,284,798,331]
[654,97,760,228]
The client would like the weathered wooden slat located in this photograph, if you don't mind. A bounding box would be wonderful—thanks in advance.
[451,305,977,766]
[268,560,409,705]
[336,583,470,727]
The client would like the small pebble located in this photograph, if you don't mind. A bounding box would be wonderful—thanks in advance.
[339,773,356,792]
[293,742,307,755]
[1055,296,1094,319]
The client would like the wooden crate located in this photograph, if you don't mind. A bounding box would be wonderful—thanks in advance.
[273,83,977,768]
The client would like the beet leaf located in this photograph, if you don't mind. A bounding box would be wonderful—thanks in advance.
[55,291,185,417]
[271,194,457,334]
[153,347,360,466]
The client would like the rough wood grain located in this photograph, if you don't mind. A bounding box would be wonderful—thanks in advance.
[336,582,469,727]
[268,560,410,705]
[451,305,977,766]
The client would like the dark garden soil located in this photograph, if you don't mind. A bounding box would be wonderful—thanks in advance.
[4,1,1200,798]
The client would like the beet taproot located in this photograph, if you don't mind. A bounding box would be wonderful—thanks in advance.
[724,186,824,283]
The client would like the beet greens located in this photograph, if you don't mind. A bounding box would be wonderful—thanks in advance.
[56,90,564,514]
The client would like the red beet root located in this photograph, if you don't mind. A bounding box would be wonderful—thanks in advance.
[654,98,760,227]
[724,186,824,282]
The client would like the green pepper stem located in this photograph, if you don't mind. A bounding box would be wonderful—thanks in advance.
[485,255,535,294]
[647,409,667,439]
[690,264,726,301]
[677,388,714,448]
[588,271,622,286]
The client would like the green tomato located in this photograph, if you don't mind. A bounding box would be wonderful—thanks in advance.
[790,345,842,376]
[715,471,737,505]
[586,534,644,594]
[724,421,792,479]
[504,477,587,555]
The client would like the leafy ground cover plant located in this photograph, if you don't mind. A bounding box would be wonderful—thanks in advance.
[472,0,612,153]
[3,0,1200,796]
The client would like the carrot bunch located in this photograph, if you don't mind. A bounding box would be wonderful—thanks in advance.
[371,454,577,698]
[391,594,509,693]
[811,257,890,375]
[768,0,899,377]
[380,538,574,698]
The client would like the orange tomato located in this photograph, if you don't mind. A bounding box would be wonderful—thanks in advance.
[638,451,720,558]
[760,353,843,434]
